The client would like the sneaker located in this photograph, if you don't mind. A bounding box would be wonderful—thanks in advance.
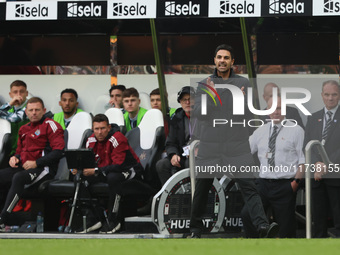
[99,220,121,234]
[258,222,279,238]
[75,221,102,234]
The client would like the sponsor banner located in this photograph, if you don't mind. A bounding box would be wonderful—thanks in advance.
[58,1,107,19]
[157,0,208,18]
[262,0,312,16]
[209,0,261,17]
[107,0,157,19]
[313,0,340,16]
[6,1,58,20]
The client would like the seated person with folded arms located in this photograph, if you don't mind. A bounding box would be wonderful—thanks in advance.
[70,114,144,234]
[53,88,83,129]
[122,88,147,132]
[0,80,30,156]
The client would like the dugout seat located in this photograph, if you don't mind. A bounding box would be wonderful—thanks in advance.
[92,94,110,115]
[139,92,151,110]
[104,108,126,134]
[48,112,93,197]
[0,119,11,169]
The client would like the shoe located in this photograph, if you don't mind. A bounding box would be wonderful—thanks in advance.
[258,222,279,238]
[75,221,102,234]
[137,198,152,216]
[99,220,121,234]
[12,199,24,212]
[187,232,201,239]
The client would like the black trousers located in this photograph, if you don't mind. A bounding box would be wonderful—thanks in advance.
[0,166,51,219]
[156,156,189,186]
[312,181,340,238]
[190,177,268,234]
[82,171,155,221]
[241,178,297,238]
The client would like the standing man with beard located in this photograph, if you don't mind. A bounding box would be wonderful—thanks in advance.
[189,44,278,238]
[53,88,84,129]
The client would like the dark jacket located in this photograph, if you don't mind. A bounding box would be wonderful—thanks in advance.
[193,69,255,171]
[304,107,340,187]
[165,108,193,159]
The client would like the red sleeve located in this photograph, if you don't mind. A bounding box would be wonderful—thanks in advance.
[45,119,65,151]
[110,132,129,166]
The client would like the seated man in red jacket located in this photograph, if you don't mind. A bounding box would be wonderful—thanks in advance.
[70,114,143,234]
[0,97,65,230]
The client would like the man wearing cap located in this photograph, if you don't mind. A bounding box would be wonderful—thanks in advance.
[156,86,196,186]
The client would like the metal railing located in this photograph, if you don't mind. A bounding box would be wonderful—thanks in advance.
[304,140,332,239]
[189,140,200,201]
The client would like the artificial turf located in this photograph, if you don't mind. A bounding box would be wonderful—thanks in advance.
[0,239,339,255]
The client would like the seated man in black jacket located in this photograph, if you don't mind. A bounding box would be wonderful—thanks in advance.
[156,86,195,186]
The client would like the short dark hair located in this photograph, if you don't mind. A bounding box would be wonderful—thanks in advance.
[122,87,139,99]
[109,85,126,94]
[60,88,78,100]
[10,80,27,89]
[27,97,45,108]
[214,44,234,60]
[93,114,109,125]
[150,88,168,98]
[150,88,160,96]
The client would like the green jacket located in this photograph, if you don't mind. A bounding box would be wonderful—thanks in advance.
[124,107,147,132]
[53,108,84,130]
[169,108,176,118]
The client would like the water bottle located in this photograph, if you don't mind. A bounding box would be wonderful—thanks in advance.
[36,212,44,233]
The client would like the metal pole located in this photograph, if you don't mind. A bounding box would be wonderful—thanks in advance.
[150,19,170,120]
[240,17,260,113]
[304,140,332,239]
[189,140,200,201]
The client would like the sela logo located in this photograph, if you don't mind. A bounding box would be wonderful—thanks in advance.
[324,0,340,12]
[112,2,146,16]
[269,0,305,14]
[165,1,200,16]
[15,3,48,18]
[200,84,311,116]
[220,0,255,15]
[67,2,102,18]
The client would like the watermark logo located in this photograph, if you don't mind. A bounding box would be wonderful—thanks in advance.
[198,82,223,109]
[200,84,311,116]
